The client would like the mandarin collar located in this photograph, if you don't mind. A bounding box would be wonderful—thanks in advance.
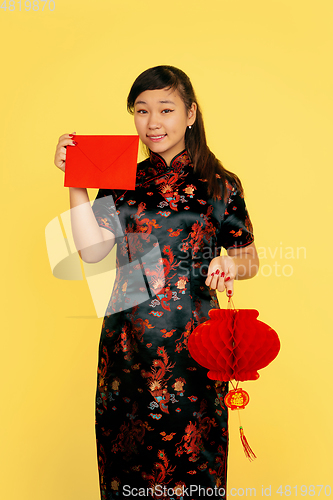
[149,149,193,174]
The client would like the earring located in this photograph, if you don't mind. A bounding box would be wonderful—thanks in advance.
[188,125,192,129]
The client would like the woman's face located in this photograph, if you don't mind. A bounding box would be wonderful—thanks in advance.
[134,87,196,166]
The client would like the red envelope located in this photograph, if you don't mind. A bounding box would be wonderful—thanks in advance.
[64,135,139,189]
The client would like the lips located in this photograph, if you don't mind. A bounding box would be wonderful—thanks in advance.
[147,134,167,142]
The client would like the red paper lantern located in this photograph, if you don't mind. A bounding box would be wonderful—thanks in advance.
[188,306,280,460]
[188,308,280,382]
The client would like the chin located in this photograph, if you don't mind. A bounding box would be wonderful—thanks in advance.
[149,145,167,155]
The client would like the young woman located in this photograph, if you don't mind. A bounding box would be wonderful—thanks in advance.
[54,65,259,500]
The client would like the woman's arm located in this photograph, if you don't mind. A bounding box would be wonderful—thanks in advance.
[54,133,115,263]
[205,242,259,296]
[69,187,115,263]
[227,242,259,280]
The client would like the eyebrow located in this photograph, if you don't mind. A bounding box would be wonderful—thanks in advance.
[134,100,176,106]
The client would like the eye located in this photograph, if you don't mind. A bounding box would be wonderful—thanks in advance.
[162,109,173,114]
[136,109,148,114]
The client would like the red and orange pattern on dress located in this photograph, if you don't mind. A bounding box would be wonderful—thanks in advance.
[92,150,254,499]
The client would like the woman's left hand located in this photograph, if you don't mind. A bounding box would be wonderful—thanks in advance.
[205,256,237,297]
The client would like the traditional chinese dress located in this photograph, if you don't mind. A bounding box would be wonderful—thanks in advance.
[92,150,254,499]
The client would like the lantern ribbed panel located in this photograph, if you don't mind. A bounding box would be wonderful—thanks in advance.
[187,309,280,382]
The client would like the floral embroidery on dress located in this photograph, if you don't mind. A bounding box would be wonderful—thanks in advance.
[92,149,254,497]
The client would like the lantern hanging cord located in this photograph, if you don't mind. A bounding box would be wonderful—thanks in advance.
[230,380,240,391]
[227,296,235,309]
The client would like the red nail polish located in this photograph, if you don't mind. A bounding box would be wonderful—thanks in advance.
[211,272,215,276]
[225,277,230,282]
[72,141,78,145]
[215,269,220,275]
[227,290,232,295]
[69,134,75,138]
[221,272,225,277]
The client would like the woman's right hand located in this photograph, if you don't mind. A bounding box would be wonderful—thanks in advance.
[54,132,76,172]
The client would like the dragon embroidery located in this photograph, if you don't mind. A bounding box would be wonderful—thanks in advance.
[175,400,218,462]
[110,402,154,460]
[141,346,175,414]
[141,449,176,493]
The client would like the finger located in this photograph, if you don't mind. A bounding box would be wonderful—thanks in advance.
[58,133,77,148]
[54,158,65,170]
[206,268,222,289]
[212,269,225,292]
[205,267,215,285]
[225,282,234,298]
[205,273,214,288]
[217,278,226,293]
[55,147,68,165]
[209,273,219,289]
[58,132,76,141]
[64,138,77,148]
[223,271,235,295]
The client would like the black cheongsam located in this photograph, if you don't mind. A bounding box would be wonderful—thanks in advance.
[91,150,254,499]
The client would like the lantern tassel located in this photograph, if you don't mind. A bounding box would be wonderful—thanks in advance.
[237,409,256,461]
[239,425,256,461]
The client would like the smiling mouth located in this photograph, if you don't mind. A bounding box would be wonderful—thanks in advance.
[147,134,167,141]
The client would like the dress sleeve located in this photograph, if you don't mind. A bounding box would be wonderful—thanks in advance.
[217,183,254,250]
[91,189,123,237]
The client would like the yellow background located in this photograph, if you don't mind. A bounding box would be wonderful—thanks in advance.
[1,0,332,498]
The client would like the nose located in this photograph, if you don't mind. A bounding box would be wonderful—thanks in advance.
[148,111,161,130]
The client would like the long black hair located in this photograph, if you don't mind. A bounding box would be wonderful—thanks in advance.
[127,65,243,200]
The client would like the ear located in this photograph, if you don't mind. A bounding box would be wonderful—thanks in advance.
[187,102,197,126]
